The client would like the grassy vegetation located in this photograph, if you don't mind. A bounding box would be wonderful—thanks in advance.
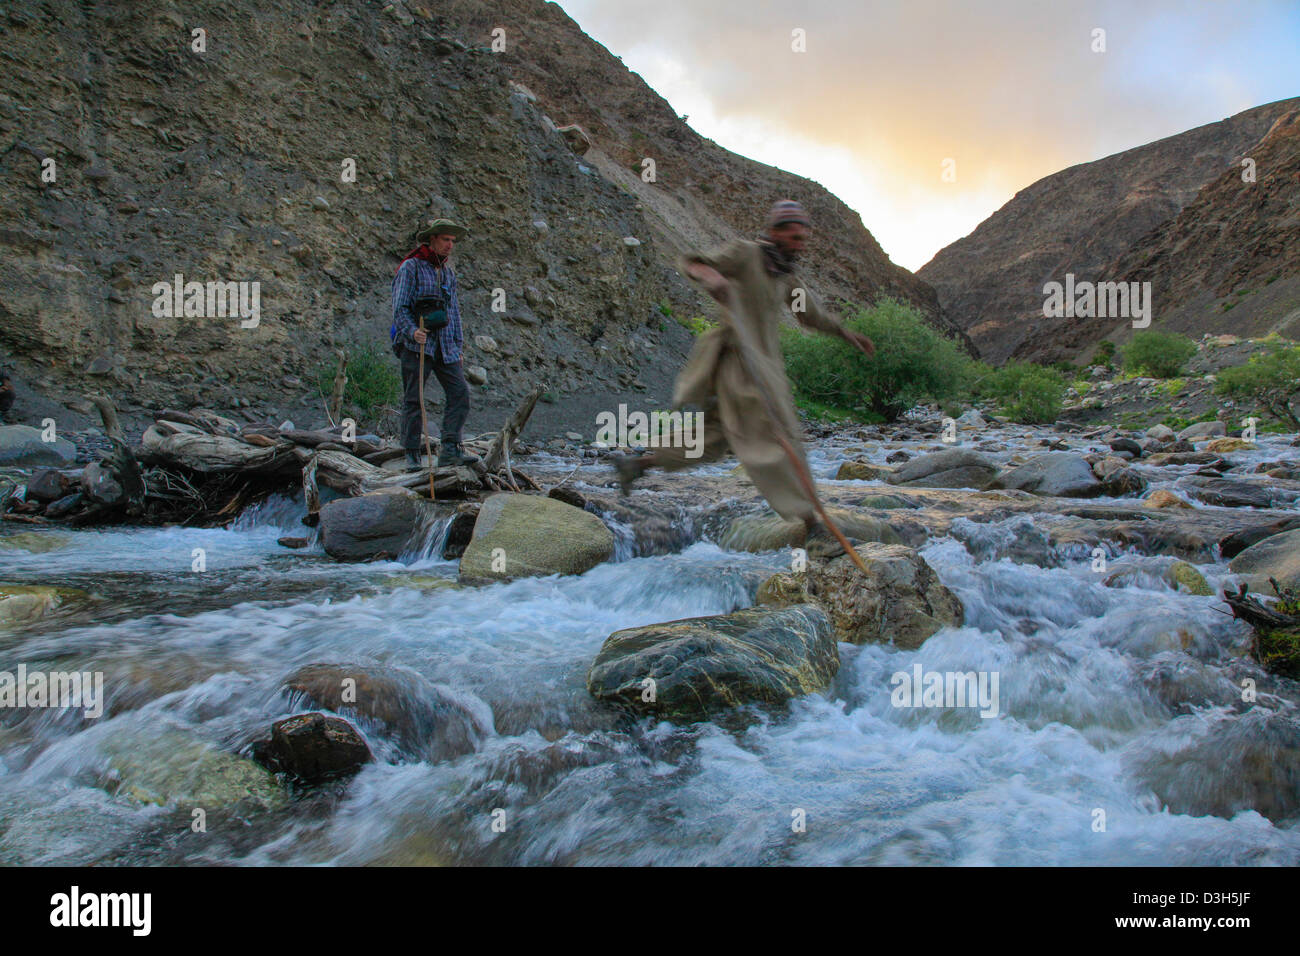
[314,343,401,422]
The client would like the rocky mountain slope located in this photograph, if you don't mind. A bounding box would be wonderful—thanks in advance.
[0,0,958,440]
[1055,108,1300,356]
[918,97,1300,365]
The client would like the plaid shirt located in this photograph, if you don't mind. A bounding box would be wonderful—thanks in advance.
[391,257,464,363]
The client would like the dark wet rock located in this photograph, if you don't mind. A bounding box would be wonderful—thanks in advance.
[852,493,919,510]
[587,605,837,721]
[1129,708,1300,823]
[886,449,998,489]
[719,507,900,553]
[1219,517,1300,560]
[441,509,477,559]
[262,712,372,782]
[0,424,77,467]
[547,485,587,509]
[318,492,446,561]
[757,542,963,648]
[277,536,310,549]
[43,491,84,518]
[1098,467,1148,497]
[25,468,75,503]
[985,452,1102,497]
[885,450,911,463]
[1228,528,1300,591]
[459,492,614,583]
[79,461,123,506]
[1109,437,1143,456]
[282,662,492,763]
[1182,476,1277,509]
[1145,451,1222,466]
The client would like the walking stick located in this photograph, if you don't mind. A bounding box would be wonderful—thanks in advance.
[721,285,870,575]
[417,317,436,501]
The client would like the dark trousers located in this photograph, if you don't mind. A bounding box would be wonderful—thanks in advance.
[400,345,470,451]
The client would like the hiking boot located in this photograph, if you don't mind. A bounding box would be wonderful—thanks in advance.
[404,449,424,471]
[436,443,480,467]
[611,452,649,496]
[803,522,862,563]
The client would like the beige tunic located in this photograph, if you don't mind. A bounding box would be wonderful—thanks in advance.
[656,239,856,522]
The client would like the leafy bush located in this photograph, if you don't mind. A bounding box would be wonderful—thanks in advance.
[682,315,716,336]
[1094,340,1116,367]
[975,362,1066,424]
[315,343,402,422]
[780,297,972,421]
[1120,330,1197,378]
[1214,343,1300,428]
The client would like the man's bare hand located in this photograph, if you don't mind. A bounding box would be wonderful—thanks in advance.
[413,328,428,345]
[687,263,730,303]
[845,331,876,357]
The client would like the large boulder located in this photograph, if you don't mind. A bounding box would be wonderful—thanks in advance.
[984,452,1102,498]
[458,492,614,584]
[318,491,445,561]
[1177,420,1226,441]
[1228,528,1300,592]
[1182,476,1277,509]
[758,542,962,649]
[587,605,837,721]
[1219,517,1300,560]
[719,506,900,553]
[886,448,998,489]
[0,424,76,467]
[282,662,491,763]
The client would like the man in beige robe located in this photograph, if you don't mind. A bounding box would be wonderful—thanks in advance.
[614,200,875,555]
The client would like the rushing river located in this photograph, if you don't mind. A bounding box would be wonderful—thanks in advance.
[1,428,1298,865]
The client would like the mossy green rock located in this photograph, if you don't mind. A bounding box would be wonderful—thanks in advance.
[719,507,900,553]
[459,492,614,584]
[0,532,72,554]
[1168,561,1212,596]
[103,728,285,811]
[587,605,837,721]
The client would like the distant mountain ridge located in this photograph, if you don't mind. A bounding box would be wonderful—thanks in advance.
[918,97,1300,365]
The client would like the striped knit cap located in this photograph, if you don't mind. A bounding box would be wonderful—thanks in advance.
[765,199,811,231]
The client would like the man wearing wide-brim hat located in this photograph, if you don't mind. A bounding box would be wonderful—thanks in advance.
[391,217,478,468]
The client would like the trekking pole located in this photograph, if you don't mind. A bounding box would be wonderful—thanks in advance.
[417,317,436,501]
[721,286,870,575]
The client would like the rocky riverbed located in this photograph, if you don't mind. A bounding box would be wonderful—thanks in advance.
[0,414,1298,865]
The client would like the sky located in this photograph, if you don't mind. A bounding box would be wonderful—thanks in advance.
[554,0,1300,272]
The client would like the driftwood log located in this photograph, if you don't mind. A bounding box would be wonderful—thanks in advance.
[1223,581,1300,632]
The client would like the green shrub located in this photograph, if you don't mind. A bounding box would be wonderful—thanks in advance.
[1214,343,1300,428]
[975,362,1066,424]
[1120,330,1197,378]
[315,343,401,422]
[682,315,716,336]
[1094,340,1116,367]
[780,297,973,421]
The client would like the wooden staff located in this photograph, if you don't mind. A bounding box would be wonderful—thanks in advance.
[417,317,436,500]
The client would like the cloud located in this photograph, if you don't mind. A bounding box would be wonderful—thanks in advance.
[556,0,1300,270]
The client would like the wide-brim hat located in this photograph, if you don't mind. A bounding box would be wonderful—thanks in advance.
[414,218,468,243]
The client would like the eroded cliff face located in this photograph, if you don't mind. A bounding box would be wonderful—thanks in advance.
[0,0,955,434]
[917,97,1300,365]
[1054,108,1300,355]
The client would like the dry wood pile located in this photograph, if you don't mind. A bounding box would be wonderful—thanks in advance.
[3,389,544,527]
